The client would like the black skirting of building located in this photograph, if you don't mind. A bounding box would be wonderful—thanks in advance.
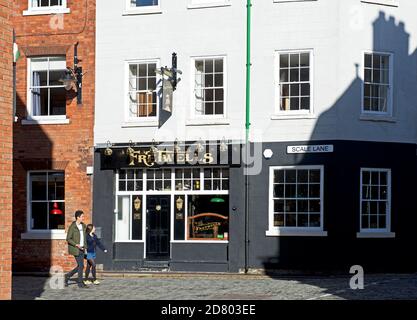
[92,140,417,273]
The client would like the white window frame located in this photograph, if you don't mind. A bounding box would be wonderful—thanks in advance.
[23,170,66,239]
[26,56,68,123]
[266,165,327,237]
[357,168,395,238]
[123,0,162,15]
[361,51,394,117]
[124,59,160,125]
[23,0,70,15]
[115,167,230,250]
[274,49,314,117]
[190,55,228,120]
[188,0,231,9]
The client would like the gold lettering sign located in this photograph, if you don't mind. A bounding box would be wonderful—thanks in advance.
[127,149,215,167]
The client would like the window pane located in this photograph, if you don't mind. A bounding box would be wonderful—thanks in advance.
[290,69,299,82]
[280,69,289,82]
[280,54,289,68]
[285,170,296,183]
[274,170,285,183]
[49,202,65,230]
[214,59,223,73]
[50,87,66,115]
[285,214,296,227]
[188,195,229,240]
[285,184,296,198]
[310,214,321,227]
[298,214,309,227]
[205,60,214,73]
[274,184,284,198]
[48,172,64,200]
[300,53,309,67]
[31,173,47,201]
[297,184,308,198]
[364,54,372,68]
[289,54,299,68]
[31,202,48,230]
[274,214,285,227]
[300,68,309,81]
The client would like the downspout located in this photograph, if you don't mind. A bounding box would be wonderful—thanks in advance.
[244,0,252,273]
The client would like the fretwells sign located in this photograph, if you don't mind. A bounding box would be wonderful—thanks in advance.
[99,144,241,170]
[287,145,334,154]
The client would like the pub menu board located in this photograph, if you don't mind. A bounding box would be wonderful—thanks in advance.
[131,195,143,240]
[174,195,185,240]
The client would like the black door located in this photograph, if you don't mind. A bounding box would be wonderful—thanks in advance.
[146,195,170,259]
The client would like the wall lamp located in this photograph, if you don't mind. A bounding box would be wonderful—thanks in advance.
[60,42,84,104]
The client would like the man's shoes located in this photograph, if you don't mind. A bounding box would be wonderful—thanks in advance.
[84,280,92,285]
[64,275,69,287]
[78,282,88,288]
[93,280,100,285]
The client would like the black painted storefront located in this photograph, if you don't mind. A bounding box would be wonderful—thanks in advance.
[93,140,417,273]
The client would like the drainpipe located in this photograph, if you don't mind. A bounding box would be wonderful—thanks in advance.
[244,0,252,273]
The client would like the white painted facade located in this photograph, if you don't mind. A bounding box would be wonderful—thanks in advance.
[95,0,417,145]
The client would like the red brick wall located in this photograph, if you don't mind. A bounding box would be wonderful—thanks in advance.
[12,0,96,272]
[0,0,13,300]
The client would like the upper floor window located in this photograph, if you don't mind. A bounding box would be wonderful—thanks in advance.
[193,57,226,117]
[24,0,70,15]
[124,0,161,14]
[127,61,158,120]
[129,0,159,7]
[362,52,393,115]
[276,50,312,114]
[28,56,67,118]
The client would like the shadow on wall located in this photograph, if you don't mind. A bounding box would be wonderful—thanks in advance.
[11,93,71,299]
[259,11,417,298]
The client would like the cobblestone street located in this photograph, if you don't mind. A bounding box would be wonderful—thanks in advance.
[12,273,417,300]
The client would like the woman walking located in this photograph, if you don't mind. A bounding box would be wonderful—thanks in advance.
[84,224,107,285]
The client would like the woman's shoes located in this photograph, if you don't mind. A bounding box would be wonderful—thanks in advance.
[83,279,100,285]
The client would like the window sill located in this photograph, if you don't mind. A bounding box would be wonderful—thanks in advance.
[187,2,231,9]
[21,231,67,240]
[122,8,162,16]
[22,8,70,16]
[22,118,70,125]
[356,232,396,238]
[271,114,316,120]
[359,114,396,123]
[121,121,159,128]
[266,229,328,237]
[361,0,398,7]
[186,118,230,126]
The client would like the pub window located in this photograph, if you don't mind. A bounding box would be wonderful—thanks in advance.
[28,171,65,231]
[269,166,324,230]
[128,0,159,8]
[204,168,229,190]
[146,169,171,191]
[128,61,158,119]
[175,168,201,191]
[360,168,391,232]
[29,0,67,9]
[187,195,229,241]
[118,169,143,191]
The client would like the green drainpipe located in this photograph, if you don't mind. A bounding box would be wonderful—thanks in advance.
[244,0,252,273]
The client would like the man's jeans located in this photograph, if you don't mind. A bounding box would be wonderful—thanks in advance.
[66,250,84,284]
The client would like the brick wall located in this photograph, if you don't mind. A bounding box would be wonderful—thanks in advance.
[0,0,13,300]
[12,0,96,272]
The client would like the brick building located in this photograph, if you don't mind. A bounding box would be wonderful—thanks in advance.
[0,0,13,300]
[12,0,95,272]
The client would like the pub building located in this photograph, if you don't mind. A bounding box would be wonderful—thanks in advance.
[93,141,246,272]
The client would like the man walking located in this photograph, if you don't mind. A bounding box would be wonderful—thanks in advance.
[65,210,88,288]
